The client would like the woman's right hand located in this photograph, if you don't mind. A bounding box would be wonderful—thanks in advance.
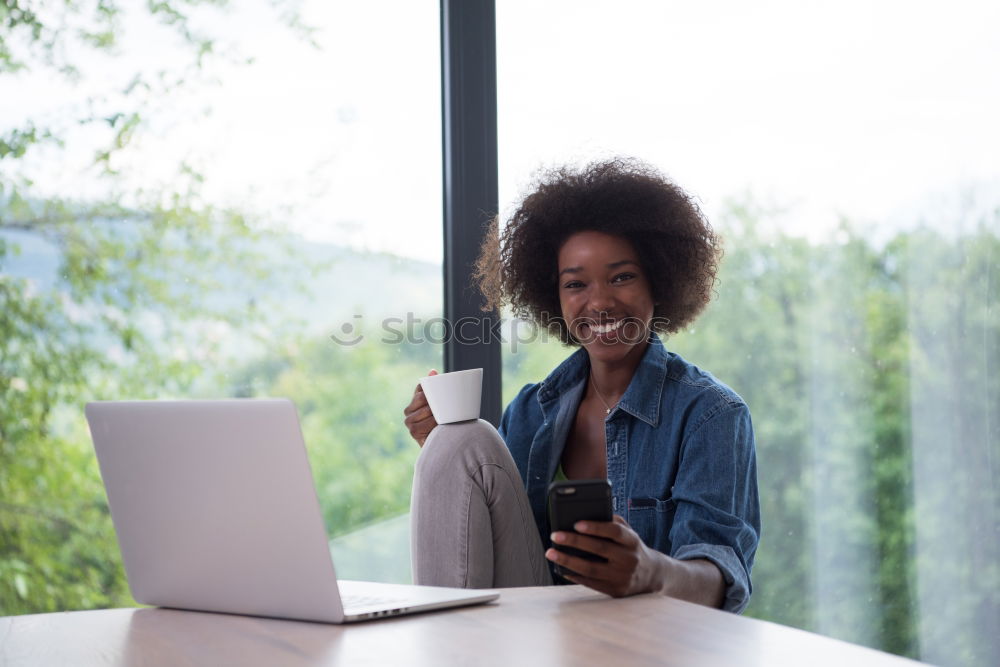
[403,369,439,447]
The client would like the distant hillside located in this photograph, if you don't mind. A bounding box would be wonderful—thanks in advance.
[1,230,442,336]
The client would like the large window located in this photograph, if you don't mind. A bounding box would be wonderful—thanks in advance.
[497,1,998,665]
[1,0,439,610]
[3,3,997,666]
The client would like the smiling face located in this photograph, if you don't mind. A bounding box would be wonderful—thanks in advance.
[557,230,656,365]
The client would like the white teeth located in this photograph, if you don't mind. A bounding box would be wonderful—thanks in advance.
[591,320,624,334]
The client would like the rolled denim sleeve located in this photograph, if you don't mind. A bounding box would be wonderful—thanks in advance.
[668,402,760,614]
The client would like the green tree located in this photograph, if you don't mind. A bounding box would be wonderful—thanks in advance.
[1,0,310,614]
[894,222,1000,666]
[669,201,999,665]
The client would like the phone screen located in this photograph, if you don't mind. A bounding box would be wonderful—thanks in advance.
[547,479,613,579]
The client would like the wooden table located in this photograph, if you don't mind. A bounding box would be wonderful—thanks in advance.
[0,585,926,666]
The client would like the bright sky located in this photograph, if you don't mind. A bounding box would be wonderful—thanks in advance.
[3,0,998,262]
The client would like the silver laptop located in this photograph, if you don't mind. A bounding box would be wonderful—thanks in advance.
[85,399,498,623]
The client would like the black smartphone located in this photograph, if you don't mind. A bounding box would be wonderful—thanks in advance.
[546,479,613,579]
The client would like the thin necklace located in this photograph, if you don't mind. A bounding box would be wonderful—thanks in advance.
[589,368,618,415]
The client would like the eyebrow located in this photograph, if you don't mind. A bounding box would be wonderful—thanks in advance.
[558,259,640,277]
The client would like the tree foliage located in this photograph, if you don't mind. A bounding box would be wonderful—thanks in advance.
[664,203,999,665]
[1,0,310,614]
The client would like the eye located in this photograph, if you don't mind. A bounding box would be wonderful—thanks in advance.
[611,272,636,283]
[562,280,585,289]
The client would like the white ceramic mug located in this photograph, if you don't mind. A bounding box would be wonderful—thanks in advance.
[419,368,483,424]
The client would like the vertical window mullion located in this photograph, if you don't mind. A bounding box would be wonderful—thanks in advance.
[440,0,501,425]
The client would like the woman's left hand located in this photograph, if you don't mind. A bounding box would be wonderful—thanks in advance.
[545,515,666,597]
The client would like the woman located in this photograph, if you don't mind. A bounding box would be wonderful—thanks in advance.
[403,158,760,612]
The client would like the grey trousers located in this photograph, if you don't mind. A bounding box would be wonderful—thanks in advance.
[410,419,552,588]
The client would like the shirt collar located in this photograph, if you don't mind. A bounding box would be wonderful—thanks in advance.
[536,334,668,427]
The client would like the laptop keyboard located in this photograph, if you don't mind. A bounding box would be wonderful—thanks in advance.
[341,593,407,610]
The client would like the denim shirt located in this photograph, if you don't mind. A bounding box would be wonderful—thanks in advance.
[498,335,761,613]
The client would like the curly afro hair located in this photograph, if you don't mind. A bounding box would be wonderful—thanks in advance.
[475,158,721,344]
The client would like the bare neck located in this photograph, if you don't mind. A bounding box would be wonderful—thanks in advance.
[586,341,648,404]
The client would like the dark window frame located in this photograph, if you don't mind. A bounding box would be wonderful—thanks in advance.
[440,0,502,425]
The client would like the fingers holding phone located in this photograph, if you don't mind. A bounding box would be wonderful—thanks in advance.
[546,480,613,580]
[546,513,664,598]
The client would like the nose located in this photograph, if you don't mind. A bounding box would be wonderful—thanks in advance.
[588,282,615,313]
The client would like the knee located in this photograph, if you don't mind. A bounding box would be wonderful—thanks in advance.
[418,419,507,471]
